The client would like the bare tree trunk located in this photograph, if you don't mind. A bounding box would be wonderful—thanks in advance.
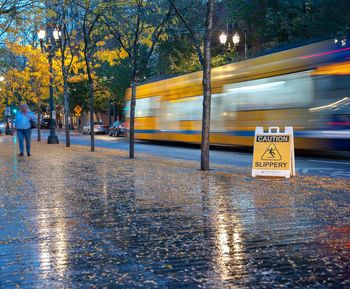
[129,74,137,159]
[86,57,95,152]
[200,0,214,171]
[63,74,70,147]
[60,23,71,147]
[170,0,215,171]
[129,8,140,160]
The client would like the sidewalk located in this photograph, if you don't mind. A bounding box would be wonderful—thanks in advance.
[0,138,349,288]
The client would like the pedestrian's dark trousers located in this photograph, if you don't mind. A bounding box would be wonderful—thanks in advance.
[17,129,32,155]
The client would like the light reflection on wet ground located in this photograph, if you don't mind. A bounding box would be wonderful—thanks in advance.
[0,140,349,288]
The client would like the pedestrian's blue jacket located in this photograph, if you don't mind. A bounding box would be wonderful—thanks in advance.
[15,110,36,130]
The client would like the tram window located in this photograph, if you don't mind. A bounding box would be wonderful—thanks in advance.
[223,71,313,110]
[220,93,238,115]
[211,94,224,120]
[313,75,350,106]
[133,96,160,117]
[309,75,350,116]
[165,97,202,121]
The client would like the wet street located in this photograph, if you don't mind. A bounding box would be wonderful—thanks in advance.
[37,130,350,179]
[0,136,349,288]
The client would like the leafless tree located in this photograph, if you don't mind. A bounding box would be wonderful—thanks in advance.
[0,0,35,38]
[102,0,172,158]
[51,0,80,147]
[73,0,106,152]
[170,0,215,171]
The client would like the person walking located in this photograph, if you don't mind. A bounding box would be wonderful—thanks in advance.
[15,101,37,157]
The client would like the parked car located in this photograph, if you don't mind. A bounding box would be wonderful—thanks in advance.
[108,121,127,137]
[83,121,108,135]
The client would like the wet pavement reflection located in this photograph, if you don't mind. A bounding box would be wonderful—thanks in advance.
[0,139,349,288]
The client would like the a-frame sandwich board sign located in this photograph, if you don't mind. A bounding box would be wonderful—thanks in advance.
[252,126,295,178]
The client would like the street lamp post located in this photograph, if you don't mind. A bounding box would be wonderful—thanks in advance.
[38,28,59,144]
[219,31,240,52]
[219,30,247,57]
[232,32,240,47]
[244,32,248,58]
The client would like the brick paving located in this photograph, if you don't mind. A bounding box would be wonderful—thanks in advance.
[0,137,349,288]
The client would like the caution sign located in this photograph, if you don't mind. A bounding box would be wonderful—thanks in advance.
[252,127,295,178]
[261,143,282,161]
[73,105,82,116]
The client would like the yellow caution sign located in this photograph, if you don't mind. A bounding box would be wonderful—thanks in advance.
[74,105,82,114]
[252,127,295,178]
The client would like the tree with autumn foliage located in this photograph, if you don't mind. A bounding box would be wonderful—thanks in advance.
[0,65,44,137]
[1,41,63,140]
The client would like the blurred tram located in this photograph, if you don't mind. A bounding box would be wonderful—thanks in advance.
[125,39,350,150]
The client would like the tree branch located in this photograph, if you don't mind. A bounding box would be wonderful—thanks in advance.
[169,0,204,65]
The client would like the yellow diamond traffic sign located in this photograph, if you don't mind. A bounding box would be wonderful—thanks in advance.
[74,105,82,114]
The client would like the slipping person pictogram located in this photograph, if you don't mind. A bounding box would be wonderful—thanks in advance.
[261,143,282,161]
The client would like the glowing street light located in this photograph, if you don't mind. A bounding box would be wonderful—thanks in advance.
[219,32,227,45]
[53,28,61,41]
[232,32,240,46]
[37,28,61,144]
[219,31,241,54]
